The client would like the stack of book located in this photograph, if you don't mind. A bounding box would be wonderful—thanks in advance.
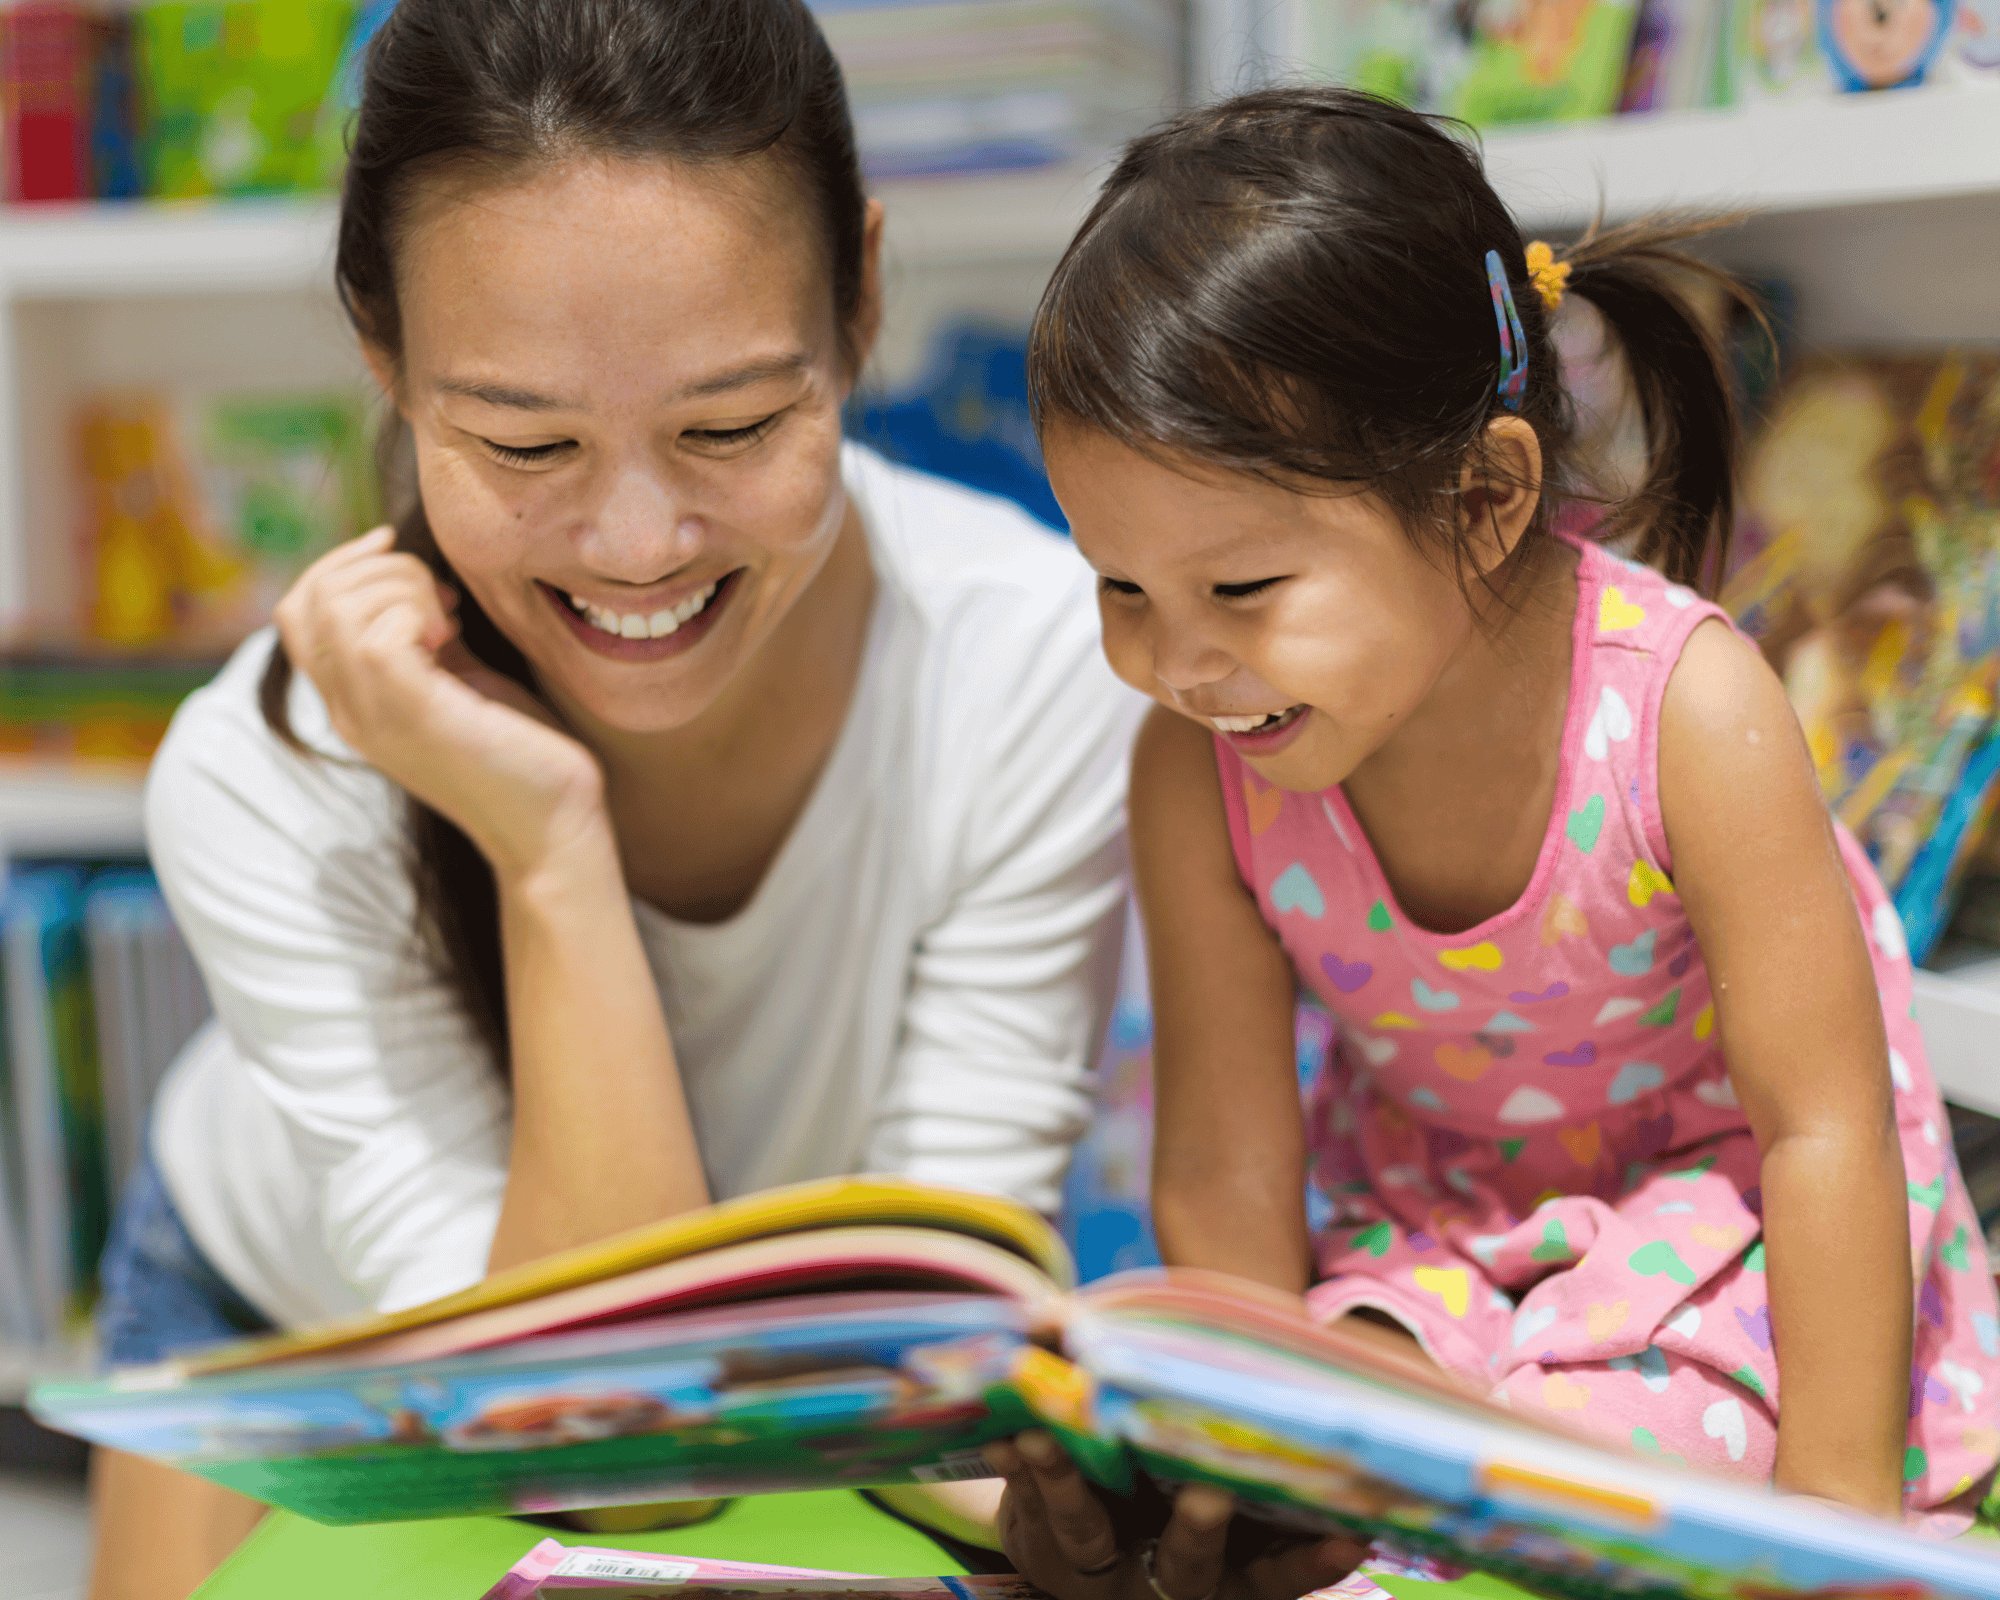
[0,864,209,1350]
[812,0,1183,179]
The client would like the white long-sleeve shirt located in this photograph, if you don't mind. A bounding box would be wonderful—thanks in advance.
[147,446,1140,1329]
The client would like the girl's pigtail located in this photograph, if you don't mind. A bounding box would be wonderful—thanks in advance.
[1559,215,1765,593]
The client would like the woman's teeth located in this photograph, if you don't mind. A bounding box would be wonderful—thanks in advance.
[567,581,719,640]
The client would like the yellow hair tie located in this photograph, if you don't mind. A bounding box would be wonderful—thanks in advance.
[1525,240,1571,311]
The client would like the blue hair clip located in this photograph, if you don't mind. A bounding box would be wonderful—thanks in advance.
[1486,248,1528,412]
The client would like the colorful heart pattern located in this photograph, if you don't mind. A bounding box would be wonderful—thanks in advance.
[1244,776,1284,836]
[1226,559,1981,1467]
[1319,952,1374,994]
[1271,862,1325,918]
[1439,941,1504,973]
[1566,794,1606,853]
[1584,685,1634,762]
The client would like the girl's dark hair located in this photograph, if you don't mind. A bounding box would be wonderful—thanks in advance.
[259,0,867,1071]
[1029,85,1756,592]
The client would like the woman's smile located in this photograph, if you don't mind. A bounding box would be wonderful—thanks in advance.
[539,568,745,662]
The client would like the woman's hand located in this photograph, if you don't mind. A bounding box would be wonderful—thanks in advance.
[276,527,609,882]
[987,1434,1367,1600]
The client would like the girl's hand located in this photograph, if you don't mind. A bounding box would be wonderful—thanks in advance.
[987,1434,1367,1600]
[276,527,609,883]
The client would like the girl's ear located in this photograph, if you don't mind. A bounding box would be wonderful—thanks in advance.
[1457,414,1544,577]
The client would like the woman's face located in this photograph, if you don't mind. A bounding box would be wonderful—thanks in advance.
[384,154,878,735]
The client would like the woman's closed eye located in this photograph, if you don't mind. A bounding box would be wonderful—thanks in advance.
[483,438,575,468]
[684,413,783,453]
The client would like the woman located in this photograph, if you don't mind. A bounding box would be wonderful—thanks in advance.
[89,3,1136,1595]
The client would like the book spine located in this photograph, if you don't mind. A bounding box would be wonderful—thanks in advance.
[2,3,95,204]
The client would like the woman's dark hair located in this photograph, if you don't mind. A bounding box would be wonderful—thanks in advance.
[1028,85,1757,592]
[260,0,867,1072]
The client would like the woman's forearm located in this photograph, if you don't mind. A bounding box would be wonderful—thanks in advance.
[487,824,709,1272]
[1761,1122,1910,1514]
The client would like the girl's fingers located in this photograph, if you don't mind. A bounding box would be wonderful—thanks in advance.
[1016,1431,1122,1577]
[1151,1484,1233,1600]
[1242,1534,1371,1600]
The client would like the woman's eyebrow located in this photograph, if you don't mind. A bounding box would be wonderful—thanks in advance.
[435,377,576,412]
[672,352,811,400]
[433,354,810,413]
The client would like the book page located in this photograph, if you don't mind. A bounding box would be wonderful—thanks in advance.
[184,1177,1070,1377]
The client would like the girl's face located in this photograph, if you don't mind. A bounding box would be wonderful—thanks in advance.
[1045,428,1480,793]
[383,154,879,735]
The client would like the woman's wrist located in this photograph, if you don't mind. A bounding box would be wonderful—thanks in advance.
[491,803,625,916]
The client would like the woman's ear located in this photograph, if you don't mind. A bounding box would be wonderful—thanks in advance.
[361,340,404,415]
[1457,414,1544,577]
[846,199,887,381]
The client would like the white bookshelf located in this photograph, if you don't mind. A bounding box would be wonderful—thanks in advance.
[1482,88,2000,230]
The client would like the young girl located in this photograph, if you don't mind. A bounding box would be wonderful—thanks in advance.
[989,84,2000,1600]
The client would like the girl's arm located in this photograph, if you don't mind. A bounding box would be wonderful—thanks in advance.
[1660,621,1910,1516]
[1134,706,1313,1294]
[277,531,709,1277]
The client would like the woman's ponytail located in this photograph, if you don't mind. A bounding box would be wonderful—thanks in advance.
[1560,216,1765,593]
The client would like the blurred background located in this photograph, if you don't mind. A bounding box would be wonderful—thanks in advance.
[0,2,1999,1593]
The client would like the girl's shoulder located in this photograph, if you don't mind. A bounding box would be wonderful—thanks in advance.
[1568,528,1730,664]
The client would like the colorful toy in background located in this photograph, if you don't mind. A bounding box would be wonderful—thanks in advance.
[850,322,1062,531]
[1723,352,2000,964]
[74,388,376,653]
[0,0,375,204]
[1819,0,1956,87]
[0,865,210,1350]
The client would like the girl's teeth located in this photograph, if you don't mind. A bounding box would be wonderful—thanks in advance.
[570,581,721,641]
[1211,708,1302,736]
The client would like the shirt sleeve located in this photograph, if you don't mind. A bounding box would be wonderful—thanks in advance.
[145,662,510,1314]
[862,582,1143,1215]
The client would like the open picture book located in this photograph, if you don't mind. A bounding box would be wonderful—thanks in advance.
[30,1177,2000,1600]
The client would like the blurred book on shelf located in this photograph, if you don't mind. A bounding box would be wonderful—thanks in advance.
[74,386,377,653]
[1287,0,1997,130]
[1,0,385,204]
[1724,350,2000,965]
[813,0,1183,179]
[0,650,220,763]
[0,863,208,1349]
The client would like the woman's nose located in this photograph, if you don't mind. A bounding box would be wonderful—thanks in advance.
[577,467,702,581]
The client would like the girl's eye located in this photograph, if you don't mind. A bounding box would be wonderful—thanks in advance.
[484,440,573,468]
[1215,577,1284,599]
[685,414,781,451]
[1100,577,1144,599]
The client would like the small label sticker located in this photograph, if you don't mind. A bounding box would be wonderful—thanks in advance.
[552,1552,704,1582]
[912,1451,997,1483]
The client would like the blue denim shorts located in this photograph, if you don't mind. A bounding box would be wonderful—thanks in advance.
[95,1146,273,1368]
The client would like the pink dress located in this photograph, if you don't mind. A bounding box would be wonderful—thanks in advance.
[1214,535,2000,1514]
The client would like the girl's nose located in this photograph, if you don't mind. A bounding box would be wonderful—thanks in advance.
[577,468,702,581]
[1149,623,1236,698]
